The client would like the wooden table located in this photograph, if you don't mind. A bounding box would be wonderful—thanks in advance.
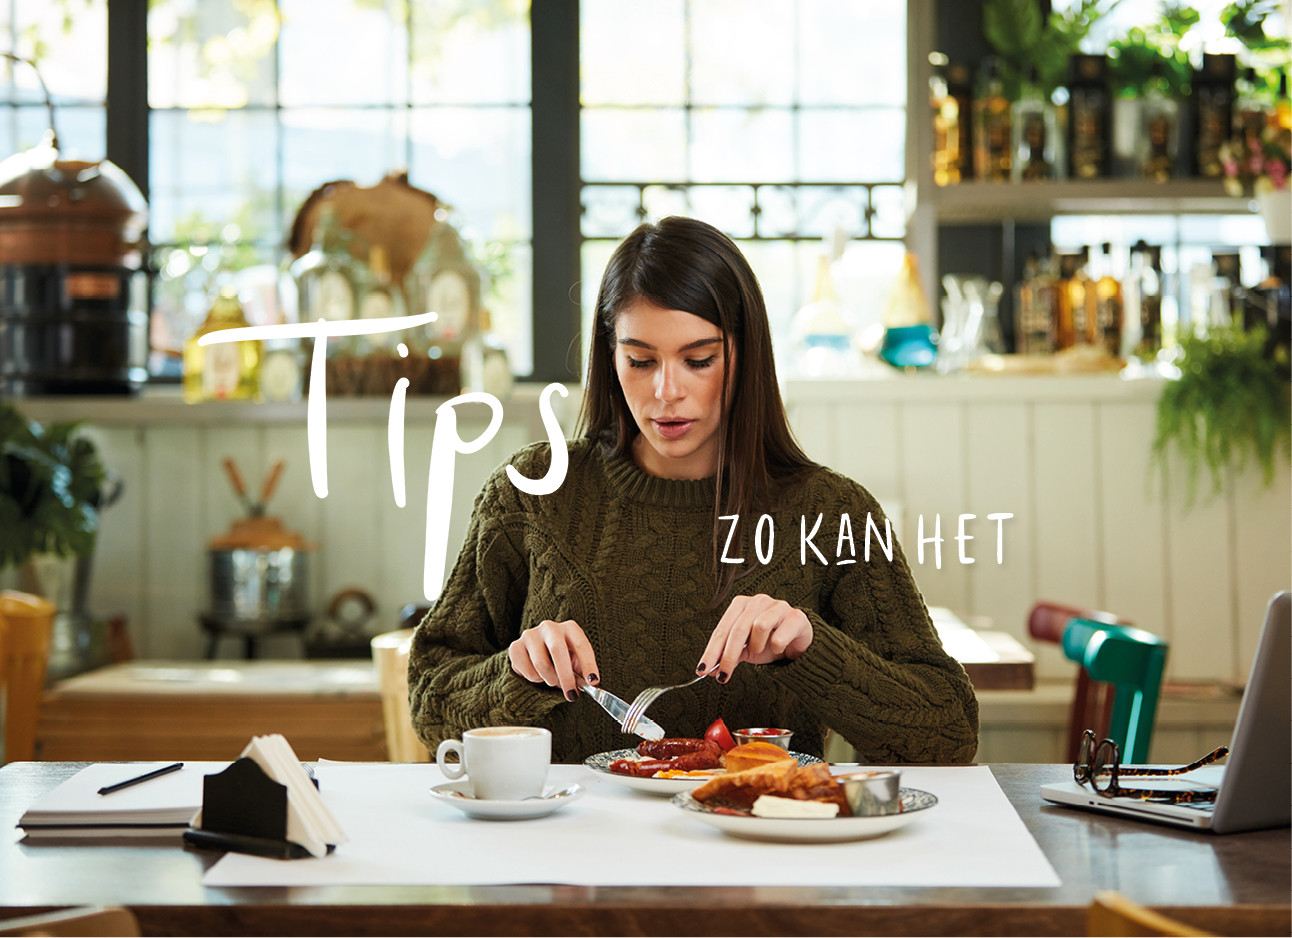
[35,661,386,762]
[1,762,1284,936]
[931,606,1035,691]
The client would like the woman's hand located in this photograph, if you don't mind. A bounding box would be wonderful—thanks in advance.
[697,594,813,682]
[508,619,600,701]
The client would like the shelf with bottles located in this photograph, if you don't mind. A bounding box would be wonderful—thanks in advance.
[923,34,1288,226]
[924,177,1249,223]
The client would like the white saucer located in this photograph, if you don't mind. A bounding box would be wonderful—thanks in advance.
[428,780,584,820]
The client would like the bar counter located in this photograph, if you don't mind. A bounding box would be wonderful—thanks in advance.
[0,762,1286,936]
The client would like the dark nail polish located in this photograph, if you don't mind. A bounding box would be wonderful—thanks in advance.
[586,673,598,684]
[695,662,707,674]
[718,671,728,684]
[565,689,578,702]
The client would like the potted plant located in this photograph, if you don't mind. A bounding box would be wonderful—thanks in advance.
[0,405,113,617]
[1152,324,1291,504]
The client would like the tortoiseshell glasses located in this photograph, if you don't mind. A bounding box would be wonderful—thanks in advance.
[1074,729,1227,803]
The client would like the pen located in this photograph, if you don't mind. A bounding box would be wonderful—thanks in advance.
[98,762,184,795]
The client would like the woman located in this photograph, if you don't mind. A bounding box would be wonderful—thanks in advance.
[408,216,978,764]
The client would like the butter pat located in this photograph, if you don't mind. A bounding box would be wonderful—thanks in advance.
[750,795,839,819]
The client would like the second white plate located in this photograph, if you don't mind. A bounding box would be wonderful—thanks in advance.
[670,787,938,842]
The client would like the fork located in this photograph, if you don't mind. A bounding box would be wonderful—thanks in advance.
[620,673,710,735]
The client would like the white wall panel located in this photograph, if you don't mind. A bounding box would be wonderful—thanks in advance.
[141,427,204,658]
[1097,402,1169,637]
[897,402,969,612]
[963,403,1032,641]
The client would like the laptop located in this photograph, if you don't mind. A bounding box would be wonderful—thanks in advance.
[1040,590,1290,834]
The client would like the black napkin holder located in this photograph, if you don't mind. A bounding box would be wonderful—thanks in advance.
[182,757,333,860]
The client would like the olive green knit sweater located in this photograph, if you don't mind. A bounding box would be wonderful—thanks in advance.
[408,438,979,764]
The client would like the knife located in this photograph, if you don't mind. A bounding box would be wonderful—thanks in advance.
[579,683,666,741]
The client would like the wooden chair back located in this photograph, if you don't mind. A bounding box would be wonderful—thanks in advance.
[0,590,57,764]
[1087,891,1215,936]
[1027,601,1133,763]
[1063,620,1168,764]
[370,626,429,763]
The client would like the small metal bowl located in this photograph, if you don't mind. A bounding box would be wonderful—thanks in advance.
[733,727,794,750]
[837,770,902,816]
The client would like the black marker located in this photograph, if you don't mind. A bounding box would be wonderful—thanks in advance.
[98,762,184,795]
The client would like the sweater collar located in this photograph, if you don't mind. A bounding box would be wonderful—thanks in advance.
[599,444,717,510]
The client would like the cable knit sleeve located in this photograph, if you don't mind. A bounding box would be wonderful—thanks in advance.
[763,474,980,764]
[406,452,566,752]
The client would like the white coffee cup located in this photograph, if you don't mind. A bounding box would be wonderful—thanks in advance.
[435,726,551,801]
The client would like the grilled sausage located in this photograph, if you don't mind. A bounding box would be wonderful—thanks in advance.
[636,737,708,759]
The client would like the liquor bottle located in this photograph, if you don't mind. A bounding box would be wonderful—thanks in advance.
[930,54,972,185]
[946,61,976,181]
[290,203,366,326]
[1193,53,1236,178]
[1054,250,1093,350]
[1123,240,1163,360]
[1138,63,1179,182]
[1234,67,1272,152]
[355,244,405,355]
[1273,69,1290,132]
[1067,54,1112,179]
[973,57,1011,183]
[405,215,484,392]
[1091,242,1124,356]
[1011,66,1062,181]
[183,283,261,403]
[1014,252,1057,355]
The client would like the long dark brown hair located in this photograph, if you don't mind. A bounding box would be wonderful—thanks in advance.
[576,216,816,600]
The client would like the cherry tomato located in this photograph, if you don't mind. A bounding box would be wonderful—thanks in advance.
[704,717,736,752]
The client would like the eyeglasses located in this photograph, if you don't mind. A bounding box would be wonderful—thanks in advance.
[1073,729,1228,803]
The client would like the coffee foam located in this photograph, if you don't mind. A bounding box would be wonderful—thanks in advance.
[467,726,546,738]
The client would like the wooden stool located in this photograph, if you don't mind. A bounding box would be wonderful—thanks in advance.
[1,590,57,763]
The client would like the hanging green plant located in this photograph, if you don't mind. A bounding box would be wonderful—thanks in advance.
[1152,325,1291,504]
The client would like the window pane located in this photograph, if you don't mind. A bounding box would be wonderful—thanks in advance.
[641,184,691,222]
[582,185,644,239]
[870,185,907,239]
[410,0,530,105]
[5,0,107,105]
[690,109,794,182]
[582,108,687,181]
[148,0,278,109]
[581,0,685,106]
[798,0,905,107]
[0,105,104,162]
[689,0,793,107]
[409,107,531,240]
[281,107,410,216]
[279,0,409,107]
[799,108,904,182]
[796,186,869,239]
[687,186,757,238]
[149,109,279,246]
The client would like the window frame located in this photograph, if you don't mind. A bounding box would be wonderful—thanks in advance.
[103,0,583,385]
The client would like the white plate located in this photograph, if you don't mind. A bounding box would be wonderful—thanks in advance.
[670,788,938,842]
[583,749,823,796]
[428,780,584,820]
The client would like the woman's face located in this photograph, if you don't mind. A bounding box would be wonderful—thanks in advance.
[613,300,729,480]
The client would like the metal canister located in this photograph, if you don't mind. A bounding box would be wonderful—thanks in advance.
[837,770,902,817]
[208,547,310,625]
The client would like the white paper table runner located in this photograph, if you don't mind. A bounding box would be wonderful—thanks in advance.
[203,763,1060,888]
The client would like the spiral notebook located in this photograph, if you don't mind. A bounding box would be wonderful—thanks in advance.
[1040,591,1291,834]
